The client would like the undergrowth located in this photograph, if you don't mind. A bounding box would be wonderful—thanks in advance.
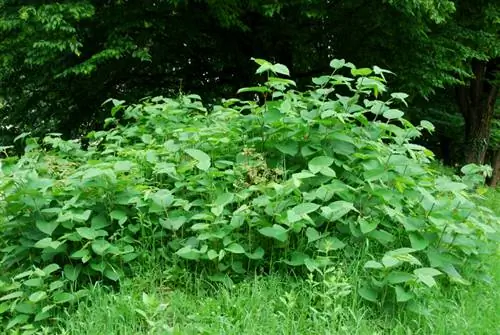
[0,58,498,333]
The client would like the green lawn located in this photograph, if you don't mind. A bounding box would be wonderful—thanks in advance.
[56,253,499,335]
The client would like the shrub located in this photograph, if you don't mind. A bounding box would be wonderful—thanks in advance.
[0,58,498,332]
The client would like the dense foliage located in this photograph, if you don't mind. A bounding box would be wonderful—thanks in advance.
[1,1,498,179]
[1,60,498,333]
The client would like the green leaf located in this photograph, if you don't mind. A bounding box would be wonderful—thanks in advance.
[359,217,378,234]
[23,278,44,287]
[306,227,321,243]
[292,202,320,216]
[237,86,271,94]
[76,227,99,240]
[0,291,24,301]
[330,59,346,69]
[386,271,414,284]
[225,243,245,254]
[275,142,299,156]
[185,148,211,171]
[272,63,290,76]
[110,210,127,225]
[308,156,334,174]
[395,286,413,302]
[42,263,60,276]
[414,268,442,287]
[104,267,121,281]
[420,120,435,132]
[160,216,186,231]
[351,68,372,76]
[246,247,265,260]
[213,192,234,207]
[258,224,288,242]
[382,109,404,119]
[317,236,346,252]
[175,246,201,260]
[207,250,218,260]
[6,314,29,330]
[36,220,59,235]
[409,233,429,250]
[358,285,378,302]
[53,292,75,304]
[382,255,401,268]
[368,229,395,245]
[364,260,383,269]
[320,201,356,221]
[92,240,111,255]
[15,302,36,314]
[113,160,134,172]
[29,291,48,303]
[64,265,81,281]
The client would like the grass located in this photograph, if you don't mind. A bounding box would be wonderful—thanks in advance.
[51,189,499,335]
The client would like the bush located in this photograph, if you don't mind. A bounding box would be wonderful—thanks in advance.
[0,58,498,332]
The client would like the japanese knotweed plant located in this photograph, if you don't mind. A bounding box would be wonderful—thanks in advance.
[0,58,498,332]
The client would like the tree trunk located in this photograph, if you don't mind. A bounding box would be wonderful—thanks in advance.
[488,149,500,187]
[456,59,499,165]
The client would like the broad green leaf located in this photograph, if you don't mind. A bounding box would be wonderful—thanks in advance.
[308,156,334,174]
[275,142,298,156]
[237,86,270,94]
[184,149,211,171]
[358,285,378,302]
[395,286,413,302]
[36,220,59,235]
[382,109,404,119]
[359,217,378,234]
[110,210,127,225]
[351,68,372,76]
[76,227,99,240]
[409,233,429,250]
[92,239,111,255]
[414,268,442,287]
[306,227,321,243]
[6,314,29,330]
[225,243,245,254]
[317,236,346,252]
[258,225,288,242]
[382,255,401,268]
[53,292,75,304]
[304,258,319,272]
[246,247,265,260]
[104,267,121,281]
[420,120,435,132]
[160,216,186,231]
[23,278,44,287]
[272,63,290,76]
[175,246,200,260]
[321,201,356,221]
[386,271,414,284]
[292,202,320,215]
[207,250,218,260]
[29,291,48,303]
[64,265,81,281]
[0,291,24,301]
[284,252,308,266]
[364,260,383,269]
[330,59,346,69]
[368,229,395,245]
[15,302,36,314]
[113,160,134,172]
[214,192,234,207]
[42,263,60,276]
